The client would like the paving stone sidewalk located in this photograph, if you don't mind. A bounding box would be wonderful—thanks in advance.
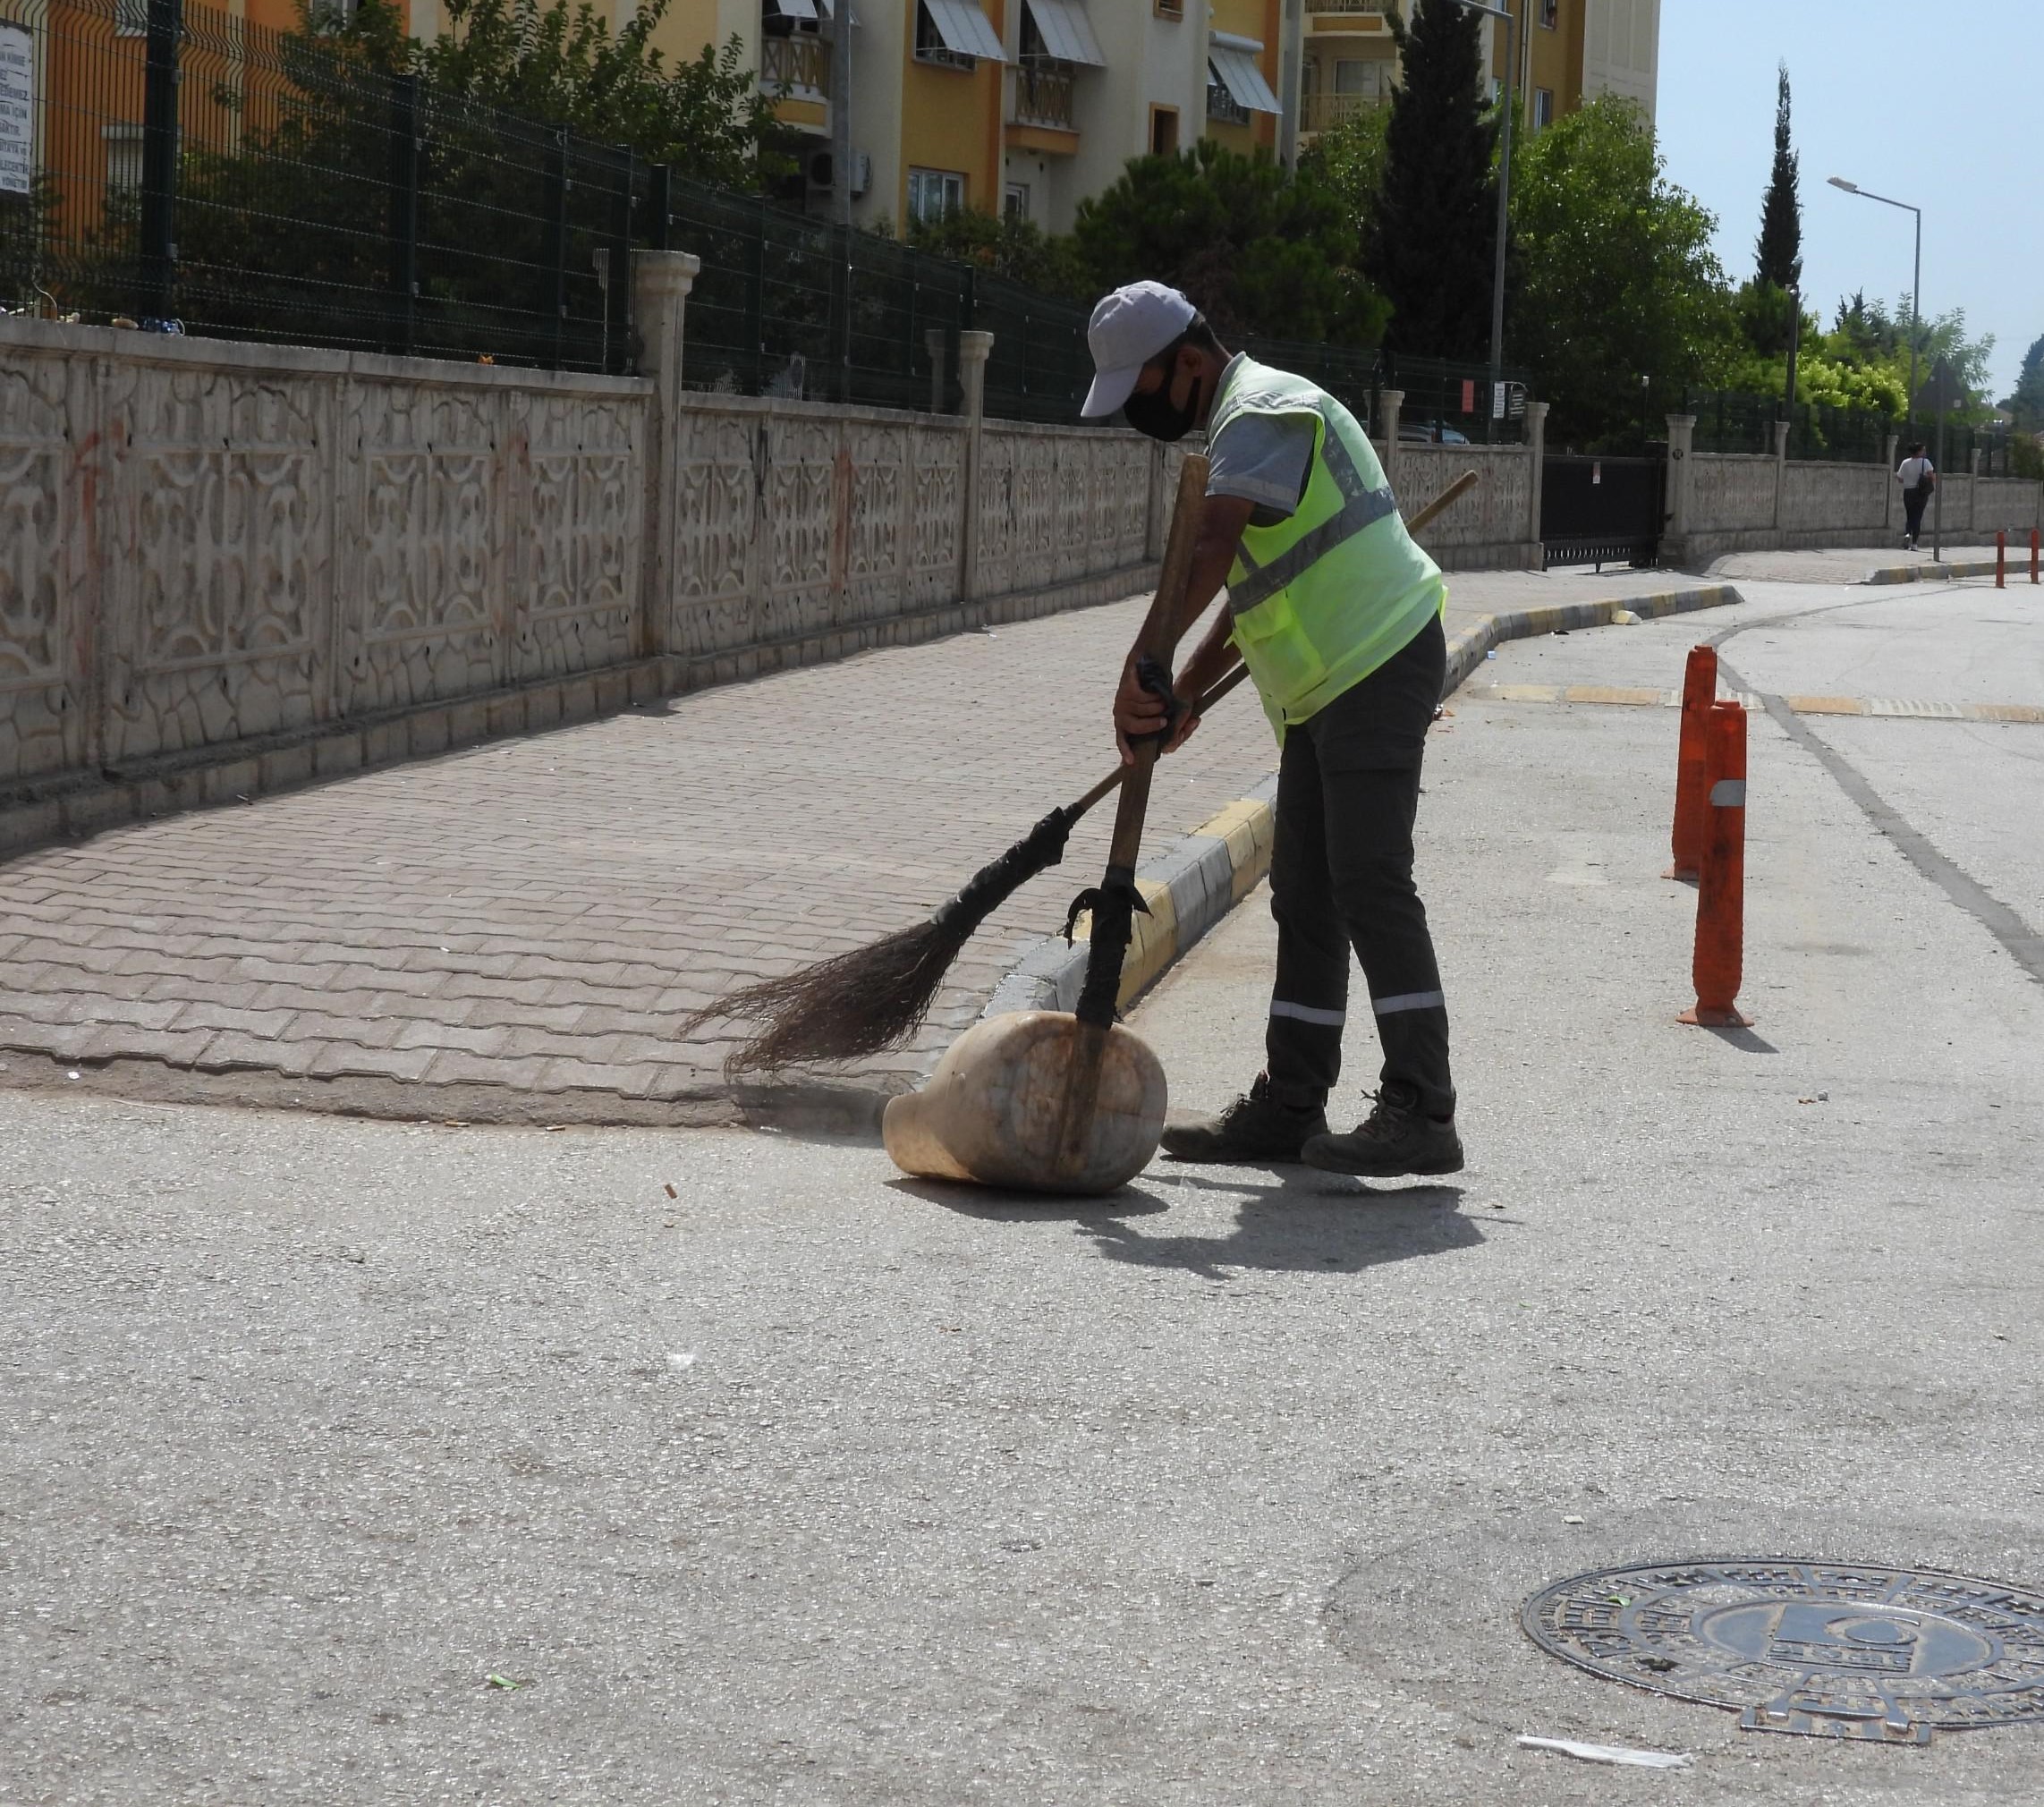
[0,559,1809,1122]
[1707,541,2009,584]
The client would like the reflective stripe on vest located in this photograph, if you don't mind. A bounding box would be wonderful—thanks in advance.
[1209,356,1446,734]
[1225,416,1401,612]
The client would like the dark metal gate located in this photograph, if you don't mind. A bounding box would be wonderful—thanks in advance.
[1540,454,1666,570]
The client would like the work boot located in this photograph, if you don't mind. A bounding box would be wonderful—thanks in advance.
[1302,1082,1464,1178]
[1159,1073,1327,1165]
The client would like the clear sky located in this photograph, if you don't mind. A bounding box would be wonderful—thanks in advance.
[1654,0,2042,401]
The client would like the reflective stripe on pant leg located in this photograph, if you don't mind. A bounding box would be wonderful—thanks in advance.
[1371,990,1446,1016]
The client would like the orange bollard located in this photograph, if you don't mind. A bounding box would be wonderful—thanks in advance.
[1666,644,1717,880]
[1680,700,1752,1028]
[1997,531,2007,589]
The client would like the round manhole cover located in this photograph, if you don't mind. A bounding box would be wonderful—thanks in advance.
[1523,1558,2044,1744]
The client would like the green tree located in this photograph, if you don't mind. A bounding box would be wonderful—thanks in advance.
[1507,96,1734,445]
[1067,140,1388,345]
[1361,0,1498,360]
[1298,97,1390,249]
[391,0,785,190]
[1755,63,1801,291]
[1999,332,2044,428]
[904,207,1088,296]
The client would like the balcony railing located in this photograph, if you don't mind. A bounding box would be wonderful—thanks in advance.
[1012,58,1076,131]
[1301,89,1384,132]
[1308,0,1391,13]
[760,32,831,100]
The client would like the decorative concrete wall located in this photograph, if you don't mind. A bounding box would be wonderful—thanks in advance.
[1665,414,2044,564]
[0,323,648,788]
[1,267,1162,836]
[1392,442,1539,571]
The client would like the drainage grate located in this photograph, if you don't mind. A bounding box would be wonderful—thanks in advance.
[1522,1558,2044,1744]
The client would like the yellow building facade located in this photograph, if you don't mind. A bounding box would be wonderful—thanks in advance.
[382,0,1656,235]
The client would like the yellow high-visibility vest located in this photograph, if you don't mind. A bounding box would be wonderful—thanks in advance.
[1212,357,1446,736]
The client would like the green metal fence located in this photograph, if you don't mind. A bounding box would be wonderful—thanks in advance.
[1683,388,2022,475]
[0,0,1528,430]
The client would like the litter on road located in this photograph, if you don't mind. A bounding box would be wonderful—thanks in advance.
[1518,1735,1690,1769]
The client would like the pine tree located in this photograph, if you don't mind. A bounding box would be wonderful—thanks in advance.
[2003,333,2044,429]
[1361,0,1500,361]
[1755,64,1802,291]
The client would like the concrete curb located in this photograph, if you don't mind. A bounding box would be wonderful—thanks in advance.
[973,581,1750,1044]
[980,775,1282,1026]
[1863,557,2037,587]
[1440,584,1744,692]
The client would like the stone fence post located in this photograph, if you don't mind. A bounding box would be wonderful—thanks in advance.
[1969,447,1982,532]
[957,329,992,612]
[1524,400,1550,568]
[1145,444,1168,561]
[1379,388,1404,496]
[1662,412,1694,567]
[631,249,700,660]
[1771,417,1791,531]
[1884,432,1900,533]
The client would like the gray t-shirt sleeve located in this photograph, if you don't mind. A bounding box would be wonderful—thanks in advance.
[1205,411,1317,522]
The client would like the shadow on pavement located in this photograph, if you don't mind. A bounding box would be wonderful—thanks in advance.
[1705,1023,1781,1055]
[1081,1172,1478,1280]
[886,1176,1175,1222]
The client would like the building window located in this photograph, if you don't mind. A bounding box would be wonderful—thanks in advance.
[908,166,965,224]
[1004,182,1030,222]
[1154,0,1183,17]
[1532,87,1555,128]
[914,2,976,71]
[1539,0,1558,26]
[1149,106,1179,157]
[104,124,146,193]
[1206,79,1250,125]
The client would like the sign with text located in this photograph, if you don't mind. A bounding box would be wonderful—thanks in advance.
[0,21,31,198]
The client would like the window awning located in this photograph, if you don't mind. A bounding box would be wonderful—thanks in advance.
[923,0,1007,61]
[1024,0,1105,66]
[1209,37,1282,114]
[815,0,860,24]
[768,0,818,19]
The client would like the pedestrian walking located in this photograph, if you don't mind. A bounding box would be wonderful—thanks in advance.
[1896,441,1937,551]
[1080,281,1461,1178]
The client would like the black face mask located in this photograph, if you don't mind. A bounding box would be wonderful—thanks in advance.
[1124,368,1200,442]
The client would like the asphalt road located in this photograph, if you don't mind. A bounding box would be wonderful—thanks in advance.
[4,575,2040,1804]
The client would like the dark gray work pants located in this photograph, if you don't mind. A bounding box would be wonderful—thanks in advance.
[1262,613,1455,1120]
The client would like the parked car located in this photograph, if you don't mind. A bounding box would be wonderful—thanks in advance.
[1399,420,1471,445]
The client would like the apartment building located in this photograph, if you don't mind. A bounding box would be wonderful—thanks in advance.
[1299,0,1659,148]
[19,0,1650,244]
[573,0,1281,235]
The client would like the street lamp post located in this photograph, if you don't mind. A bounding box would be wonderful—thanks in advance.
[1828,175,1922,434]
[1446,0,1518,445]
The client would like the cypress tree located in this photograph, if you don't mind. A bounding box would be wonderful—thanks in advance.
[1361,0,1499,361]
[1755,63,1802,291]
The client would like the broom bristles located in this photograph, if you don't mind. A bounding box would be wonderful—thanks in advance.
[683,802,1080,1073]
[682,913,972,1075]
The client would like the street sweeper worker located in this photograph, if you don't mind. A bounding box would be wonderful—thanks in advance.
[1080,279,1461,1179]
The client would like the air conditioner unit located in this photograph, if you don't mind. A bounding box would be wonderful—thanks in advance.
[804,148,872,198]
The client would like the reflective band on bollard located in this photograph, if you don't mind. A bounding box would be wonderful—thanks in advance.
[1666,644,1717,881]
[1680,700,1751,1029]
